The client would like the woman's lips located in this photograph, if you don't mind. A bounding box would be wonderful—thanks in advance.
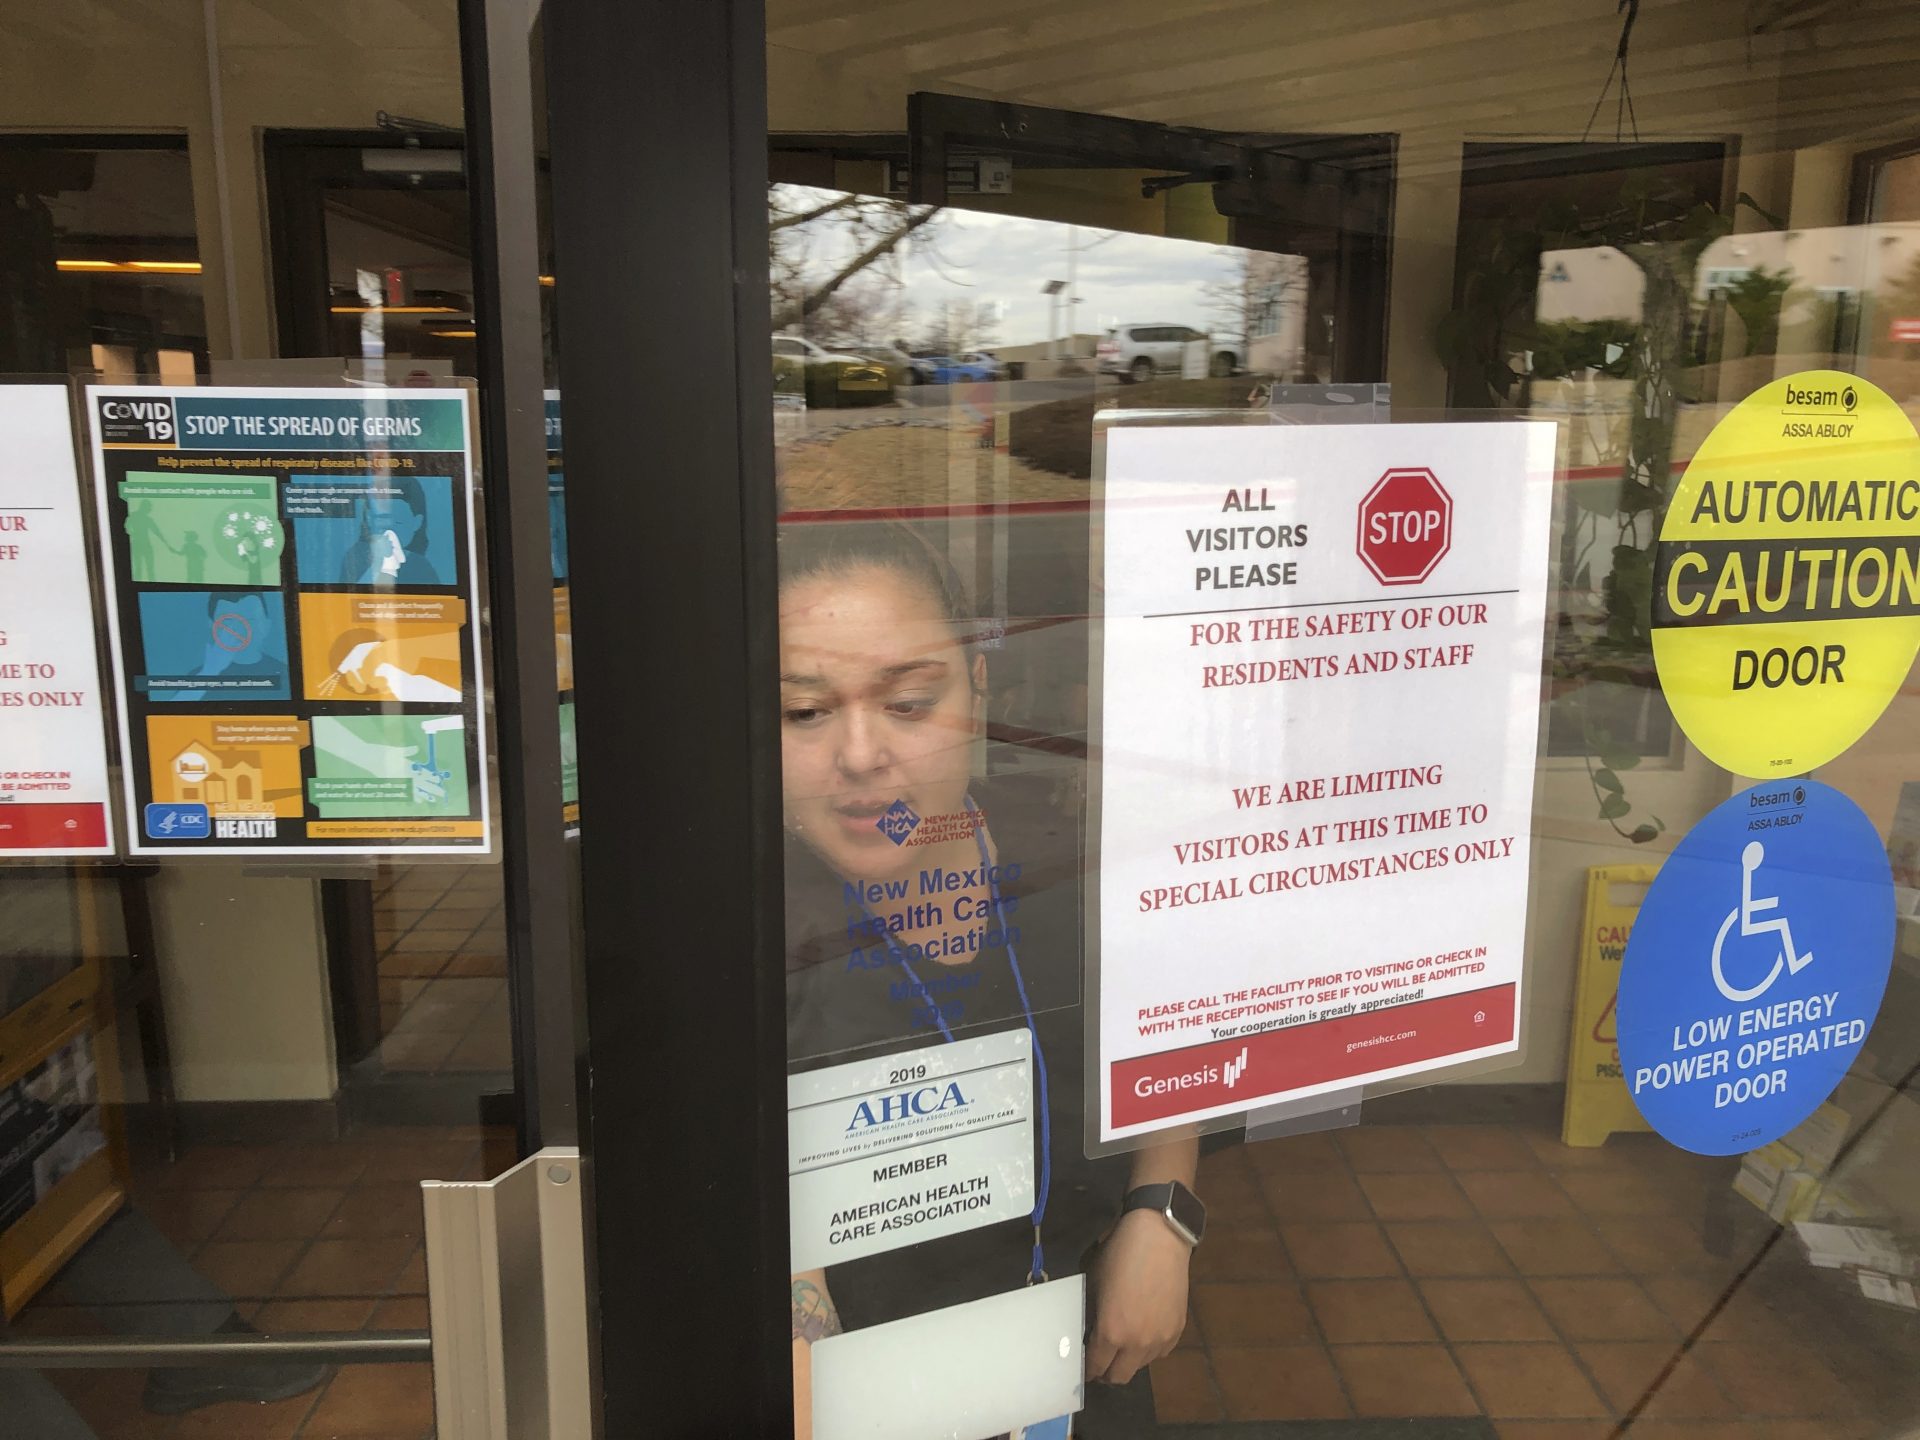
[833,798,899,834]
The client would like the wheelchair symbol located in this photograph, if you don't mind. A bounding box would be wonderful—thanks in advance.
[1711,841,1814,1003]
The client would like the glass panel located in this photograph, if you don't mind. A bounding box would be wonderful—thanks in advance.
[324,180,477,379]
[0,140,206,378]
[0,3,548,1436]
[770,5,1920,1437]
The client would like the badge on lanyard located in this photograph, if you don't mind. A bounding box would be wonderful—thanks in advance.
[809,1276,1086,1440]
[850,797,1054,1284]
[788,1028,1037,1269]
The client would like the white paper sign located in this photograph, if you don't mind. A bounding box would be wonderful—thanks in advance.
[1096,422,1555,1140]
[0,386,114,857]
[810,1277,1084,1440]
[789,1028,1033,1271]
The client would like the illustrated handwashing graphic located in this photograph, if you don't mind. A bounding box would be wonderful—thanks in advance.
[412,715,463,805]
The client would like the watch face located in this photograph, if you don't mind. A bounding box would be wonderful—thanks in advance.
[1168,1183,1207,1244]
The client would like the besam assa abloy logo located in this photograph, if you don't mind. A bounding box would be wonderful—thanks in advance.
[876,799,921,845]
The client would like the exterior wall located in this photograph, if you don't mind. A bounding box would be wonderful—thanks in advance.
[149,869,337,1101]
[1245,252,1309,379]
[0,0,464,362]
[1538,223,1920,325]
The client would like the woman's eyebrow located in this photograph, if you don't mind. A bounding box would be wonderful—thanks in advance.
[779,658,948,686]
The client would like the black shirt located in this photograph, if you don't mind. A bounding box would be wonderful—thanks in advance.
[785,780,1127,1330]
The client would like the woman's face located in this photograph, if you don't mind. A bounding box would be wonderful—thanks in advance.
[780,563,983,882]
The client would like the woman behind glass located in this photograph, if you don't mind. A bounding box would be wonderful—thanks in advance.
[779,522,1199,1438]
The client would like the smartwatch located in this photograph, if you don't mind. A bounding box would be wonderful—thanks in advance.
[1121,1181,1207,1247]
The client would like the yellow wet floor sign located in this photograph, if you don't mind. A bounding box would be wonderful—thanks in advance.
[1651,371,1920,777]
[1562,864,1657,1147]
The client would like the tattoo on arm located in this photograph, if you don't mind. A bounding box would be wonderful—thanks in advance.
[791,1278,842,1344]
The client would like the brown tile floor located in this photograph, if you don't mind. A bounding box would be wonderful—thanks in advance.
[16,1111,1915,1437]
[371,866,511,1076]
[27,854,1918,1440]
[20,1124,512,1440]
[1147,1118,1911,1437]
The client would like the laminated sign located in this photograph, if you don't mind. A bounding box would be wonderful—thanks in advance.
[88,387,490,856]
[1651,371,1920,777]
[0,386,114,856]
[1094,422,1555,1141]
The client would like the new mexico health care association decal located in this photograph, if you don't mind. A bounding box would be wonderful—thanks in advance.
[1617,780,1893,1155]
[1651,371,1920,778]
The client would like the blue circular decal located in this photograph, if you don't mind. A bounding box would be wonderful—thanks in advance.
[1617,779,1894,1155]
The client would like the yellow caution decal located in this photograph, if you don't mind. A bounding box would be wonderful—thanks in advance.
[1651,371,1920,777]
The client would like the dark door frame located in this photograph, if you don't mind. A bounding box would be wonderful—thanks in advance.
[260,129,470,359]
[541,0,791,1434]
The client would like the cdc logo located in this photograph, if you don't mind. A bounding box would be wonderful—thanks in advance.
[144,803,210,840]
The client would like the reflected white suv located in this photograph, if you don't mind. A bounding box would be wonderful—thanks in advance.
[1097,323,1239,381]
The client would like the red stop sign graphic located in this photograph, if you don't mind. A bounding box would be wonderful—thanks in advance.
[1356,467,1452,585]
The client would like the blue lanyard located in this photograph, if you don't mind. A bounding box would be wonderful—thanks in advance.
[857,797,1052,1284]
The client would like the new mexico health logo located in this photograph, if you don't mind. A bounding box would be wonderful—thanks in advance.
[876,799,921,845]
[1650,370,1920,777]
[1616,780,1894,1155]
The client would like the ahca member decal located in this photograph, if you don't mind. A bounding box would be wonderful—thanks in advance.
[1616,780,1894,1155]
[1651,371,1920,777]
[786,1028,1034,1271]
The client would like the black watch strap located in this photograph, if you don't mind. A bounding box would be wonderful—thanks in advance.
[1122,1180,1207,1247]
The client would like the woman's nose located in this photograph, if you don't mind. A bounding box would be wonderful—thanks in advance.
[835,707,889,777]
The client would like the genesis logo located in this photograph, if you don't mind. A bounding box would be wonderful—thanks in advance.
[875,799,921,845]
[1222,1047,1250,1089]
[1133,1049,1251,1100]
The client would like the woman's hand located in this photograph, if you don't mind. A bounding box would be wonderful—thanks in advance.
[791,1270,840,1440]
[1086,1208,1192,1385]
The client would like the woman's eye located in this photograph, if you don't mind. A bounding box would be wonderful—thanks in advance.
[885,696,935,718]
[783,705,826,726]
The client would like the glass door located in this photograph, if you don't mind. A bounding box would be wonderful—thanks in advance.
[753,11,1920,1440]
[537,2,1920,1435]
[0,5,584,1438]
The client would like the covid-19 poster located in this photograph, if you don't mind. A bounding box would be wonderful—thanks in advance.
[87,386,491,857]
[0,385,115,857]
[547,391,578,835]
[1094,423,1554,1142]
